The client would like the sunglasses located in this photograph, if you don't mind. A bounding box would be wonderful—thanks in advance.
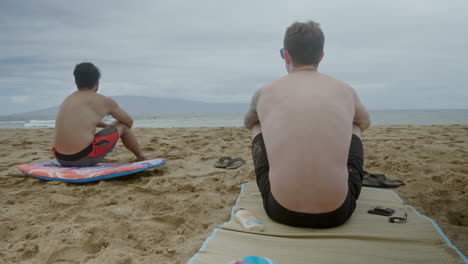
[280,48,285,59]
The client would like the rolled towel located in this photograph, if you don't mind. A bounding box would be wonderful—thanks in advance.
[229,256,278,264]
[243,256,277,264]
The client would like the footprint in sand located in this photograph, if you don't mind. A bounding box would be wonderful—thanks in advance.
[151,215,186,229]
[446,210,468,227]
[410,183,429,193]
[83,239,108,254]
[12,242,39,259]
[46,247,85,264]
[431,175,443,183]
[143,146,155,151]
[72,213,95,224]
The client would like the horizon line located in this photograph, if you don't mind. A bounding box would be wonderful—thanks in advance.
[3,108,468,118]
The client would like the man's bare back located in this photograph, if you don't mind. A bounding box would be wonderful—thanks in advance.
[55,90,125,154]
[245,21,370,227]
[257,70,362,213]
[53,62,146,166]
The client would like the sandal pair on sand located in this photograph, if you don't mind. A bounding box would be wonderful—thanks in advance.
[214,156,246,170]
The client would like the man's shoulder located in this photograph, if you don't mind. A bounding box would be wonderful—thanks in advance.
[73,93,118,113]
[92,93,115,105]
[92,92,109,99]
[261,75,288,92]
[318,72,353,89]
[66,91,112,101]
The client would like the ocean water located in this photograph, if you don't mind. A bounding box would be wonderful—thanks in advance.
[370,109,468,125]
[1,109,467,129]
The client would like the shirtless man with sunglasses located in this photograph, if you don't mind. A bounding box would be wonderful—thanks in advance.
[244,21,371,228]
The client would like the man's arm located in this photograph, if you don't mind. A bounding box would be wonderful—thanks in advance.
[97,121,108,128]
[244,88,262,130]
[351,87,371,132]
[106,97,134,128]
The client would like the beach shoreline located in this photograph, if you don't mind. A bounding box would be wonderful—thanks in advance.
[0,125,467,263]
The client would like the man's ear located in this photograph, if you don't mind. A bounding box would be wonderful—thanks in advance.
[94,80,100,92]
[285,50,292,65]
[319,51,324,63]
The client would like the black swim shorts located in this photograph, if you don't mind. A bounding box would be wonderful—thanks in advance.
[252,133,364,228]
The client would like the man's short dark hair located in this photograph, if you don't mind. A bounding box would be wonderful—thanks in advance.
[73,62,101,89]
[283,21,325,66]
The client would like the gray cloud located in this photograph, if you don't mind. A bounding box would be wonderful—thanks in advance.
[1,0,467,114]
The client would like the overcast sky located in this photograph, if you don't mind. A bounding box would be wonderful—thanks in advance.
[1,0,467,114]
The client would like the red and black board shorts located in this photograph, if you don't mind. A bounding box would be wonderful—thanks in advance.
[52,125,120,167]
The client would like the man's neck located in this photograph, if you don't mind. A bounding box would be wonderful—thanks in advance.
[77,87,97,92]
[290,65,318,73]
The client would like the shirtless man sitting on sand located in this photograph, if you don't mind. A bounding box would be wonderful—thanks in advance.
[52,62,146,167]
[244,21,371,228]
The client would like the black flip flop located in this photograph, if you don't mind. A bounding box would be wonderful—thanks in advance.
[225,158,246,170]
[214,156,232,168]
[362,171,405,188]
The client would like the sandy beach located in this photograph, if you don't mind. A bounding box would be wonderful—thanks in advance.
[0,125,467,263]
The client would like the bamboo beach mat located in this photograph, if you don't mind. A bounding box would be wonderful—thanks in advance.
[187,183,467,264]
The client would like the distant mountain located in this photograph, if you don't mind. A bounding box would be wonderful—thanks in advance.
[1,96,248,121]
[112,96,248,115]
[5,106,59,120]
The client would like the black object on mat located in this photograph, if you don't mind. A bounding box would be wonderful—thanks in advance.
[362,171,405,189]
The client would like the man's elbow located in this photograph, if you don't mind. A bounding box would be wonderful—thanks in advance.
[127,119,134,129]
[354,118,370,132]
[244,119,252,130]
[243,113,253,129]
[361,119,371,131]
